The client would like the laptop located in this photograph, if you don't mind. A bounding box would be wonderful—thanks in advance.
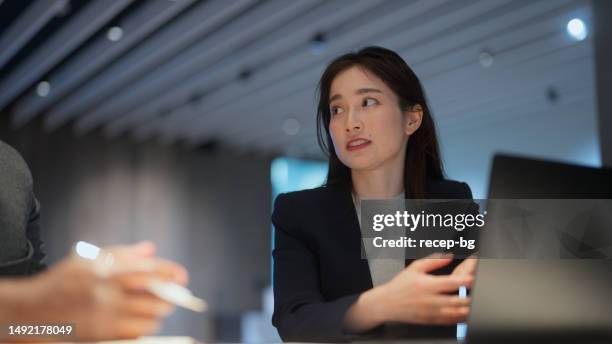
[465,154,612,343]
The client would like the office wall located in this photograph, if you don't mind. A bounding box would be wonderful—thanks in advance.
[0,115,272,341]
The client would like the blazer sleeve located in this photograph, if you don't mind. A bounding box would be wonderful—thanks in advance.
[271,193,361,342]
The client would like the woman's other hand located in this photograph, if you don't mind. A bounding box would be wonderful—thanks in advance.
[345,254,473,332]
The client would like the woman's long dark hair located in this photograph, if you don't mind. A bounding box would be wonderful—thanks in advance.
[316,46,444,199]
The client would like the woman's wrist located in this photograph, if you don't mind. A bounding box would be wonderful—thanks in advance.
[344,284,391,332]
[361,284,391,324]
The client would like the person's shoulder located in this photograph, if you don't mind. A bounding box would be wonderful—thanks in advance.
[426,178,473,199]
[0,140,33,189]
[0,140,25,163]
[273,185,337,211]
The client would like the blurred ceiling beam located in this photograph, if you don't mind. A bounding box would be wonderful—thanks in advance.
[0,0,68,69]
[11,0,195,129]
[191,0,589,148]
[124,0,451,145]
[182,0,475,145]
[0,0,133,114]
[116,0,385,141]
[73,0,320,136]
[43,0,258,132]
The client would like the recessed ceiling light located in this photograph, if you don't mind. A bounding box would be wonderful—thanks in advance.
[282,117,300,136]
[478,50,494,68]
[546,86,559,104]
[239,68,252,81]
[107,26,124,42]
[567,18,587,41]
[310,33,326,55]
[36,81,51,97]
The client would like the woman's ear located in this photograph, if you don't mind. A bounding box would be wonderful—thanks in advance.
[404,104,423,135]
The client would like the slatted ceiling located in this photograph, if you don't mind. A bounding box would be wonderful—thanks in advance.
[435,52,593,126]
[380,0,517,51]
[200,44,588,152]
[0,0,134,112]
[0,0,67,69]
[426,18,591,111]
[442,61,594,124]
[253,48,595,157]
[410,1,590,87]
[236,40,592,154]
[441,85,595,136]
[432,39,591,118]
[74,0,319,136]
[107,0,395,139]
[11,0,195,129]
[417,13,582,81]
[43,0,257,131]
[137,2,474,144]
[0,0,596,158]
[120,0,449,142]
[179,0,561,146]
[220,30,593,152]
[192,2,588,148]
[112,0,387,139]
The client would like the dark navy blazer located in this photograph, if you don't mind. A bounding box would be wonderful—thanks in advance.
[272,179,474,342]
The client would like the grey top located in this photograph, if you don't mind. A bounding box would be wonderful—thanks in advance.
[352,191,405,287]
[0,140,46,276]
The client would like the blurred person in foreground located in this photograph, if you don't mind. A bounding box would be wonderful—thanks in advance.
[0,241,189,342]
[0,140,45,276]
[0,140,188,341]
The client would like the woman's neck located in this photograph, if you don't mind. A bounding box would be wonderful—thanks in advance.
[351,165,404,199]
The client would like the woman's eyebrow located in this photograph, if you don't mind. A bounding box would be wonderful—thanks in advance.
[330,93,342,102]
[329,88,382,102]
[355,87,382,95]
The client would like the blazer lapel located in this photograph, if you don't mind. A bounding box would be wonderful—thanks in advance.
[326,184,374,289]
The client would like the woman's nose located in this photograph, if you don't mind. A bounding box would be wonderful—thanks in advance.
[345,109,363,132]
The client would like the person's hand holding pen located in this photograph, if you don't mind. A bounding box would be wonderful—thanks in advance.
[344,254,476,333]
[5,241,189,341]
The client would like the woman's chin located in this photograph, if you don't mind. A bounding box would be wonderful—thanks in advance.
[343,158,378,172]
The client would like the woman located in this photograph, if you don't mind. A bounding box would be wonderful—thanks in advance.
[272,46,477,342]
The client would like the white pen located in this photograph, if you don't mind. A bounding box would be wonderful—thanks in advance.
[74,241,207,313]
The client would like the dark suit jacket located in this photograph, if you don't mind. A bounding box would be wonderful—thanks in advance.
[271,179,474,342]
[0,140,46,276]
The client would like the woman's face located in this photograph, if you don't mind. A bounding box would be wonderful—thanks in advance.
[328,66,421,172]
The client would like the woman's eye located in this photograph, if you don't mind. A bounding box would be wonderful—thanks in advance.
[330,106,344,115]
[363,98,378,107]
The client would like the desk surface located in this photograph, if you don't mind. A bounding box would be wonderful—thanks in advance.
[43,337,460,344]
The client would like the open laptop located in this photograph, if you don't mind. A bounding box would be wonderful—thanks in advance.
[465,154,612,343]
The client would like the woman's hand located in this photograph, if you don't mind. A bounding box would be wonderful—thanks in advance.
[452,256,478,280]
[379,255,473,325]
[14,242,189,341]
[344,254,473,333]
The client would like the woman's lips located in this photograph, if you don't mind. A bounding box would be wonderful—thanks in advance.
[346,139,372,151]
